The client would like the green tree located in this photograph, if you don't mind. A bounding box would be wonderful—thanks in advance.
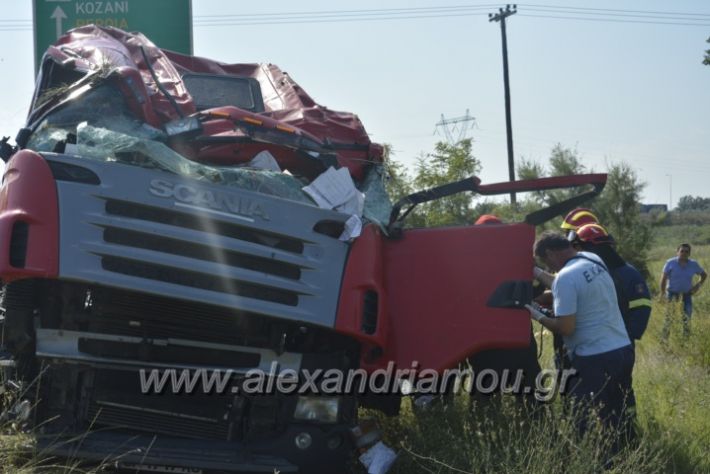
[516,145,651,274]
[409,139,481,227]
[704,36,710,65]
[593,162,652,274]
[517,144,587,206]
[676,195,710,212]
[517,157,548,205]
[382,144,414,203]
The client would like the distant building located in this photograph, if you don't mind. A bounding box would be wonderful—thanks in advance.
[639,204,668,213]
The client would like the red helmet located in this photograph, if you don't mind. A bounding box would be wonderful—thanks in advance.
[574,223,614,245]
[560,208,600,231]
[475,214,502,225]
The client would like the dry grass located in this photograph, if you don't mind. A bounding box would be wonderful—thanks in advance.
[3,225,709,473]
[372,225,710,473]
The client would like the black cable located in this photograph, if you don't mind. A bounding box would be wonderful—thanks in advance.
[519,3,710,18]
[524,7,710,22]
[138,46,184,119]
[194,12,492,27]
[3,4,709,30]
[518,13,710,27]
[194,4,498,19]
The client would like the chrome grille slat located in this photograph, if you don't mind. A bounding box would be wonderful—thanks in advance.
[86,211,315,270]
[88,289,268,346]
[88,403,230,440]
[103,197,307,253]
[77,270,313,320]
[82,241,315,296]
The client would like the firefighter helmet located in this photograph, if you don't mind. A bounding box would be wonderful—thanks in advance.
[475,214,502,225]
[560,207,600,230]
[574,223,615,246]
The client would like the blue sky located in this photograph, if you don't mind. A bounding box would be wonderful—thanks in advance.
[1,1,708,208]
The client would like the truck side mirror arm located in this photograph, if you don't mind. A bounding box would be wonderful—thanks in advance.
[386,173,607,235]
[387,177,481,236]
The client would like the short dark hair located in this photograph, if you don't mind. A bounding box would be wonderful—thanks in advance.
[534,231,572,258]
[678,243,691,252]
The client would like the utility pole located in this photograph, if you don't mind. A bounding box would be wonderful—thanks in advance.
[434,109,476,144]
[489,4,517,205]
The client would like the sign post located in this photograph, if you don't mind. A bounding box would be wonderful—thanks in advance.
[33,0,192,72]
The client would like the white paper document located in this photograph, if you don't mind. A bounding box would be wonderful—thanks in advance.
[303,167,364,214]
[339,214,362,241]
[359,441,398,474]
[248,150,281,172]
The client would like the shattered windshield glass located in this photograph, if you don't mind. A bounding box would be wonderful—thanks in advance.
[27,84,314,204]
[359,165,392,227]
[26,82,393,230]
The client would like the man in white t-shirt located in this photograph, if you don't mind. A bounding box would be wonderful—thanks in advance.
[527,231,634,446]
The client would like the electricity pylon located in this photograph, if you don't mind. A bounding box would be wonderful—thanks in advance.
[434,109,476,144]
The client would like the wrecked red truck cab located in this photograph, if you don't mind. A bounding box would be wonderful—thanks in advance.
[0,25,606,473]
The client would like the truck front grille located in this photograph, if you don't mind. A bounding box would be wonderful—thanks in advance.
[87,401,232,440]
[55,159,349,328]
[101,255,299,306]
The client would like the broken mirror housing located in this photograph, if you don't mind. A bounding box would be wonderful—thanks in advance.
[163,116,202,138]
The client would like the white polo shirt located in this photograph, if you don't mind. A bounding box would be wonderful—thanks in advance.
[552,251,630,357]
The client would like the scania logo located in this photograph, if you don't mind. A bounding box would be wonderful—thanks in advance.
[149,179,270,221]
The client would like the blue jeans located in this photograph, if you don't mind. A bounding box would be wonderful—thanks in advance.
[667,291,693,317]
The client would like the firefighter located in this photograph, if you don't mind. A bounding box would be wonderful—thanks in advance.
[533,207,605,372]
[570,223,652,342]
[474,214,502,225]
[527,232,634,452]
[569,223,650,445]
[560,207,601,234]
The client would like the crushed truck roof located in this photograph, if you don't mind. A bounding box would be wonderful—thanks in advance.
[22,25,392,235]
[28,25,383,182]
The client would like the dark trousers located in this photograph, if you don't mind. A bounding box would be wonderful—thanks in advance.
[663,291,693,338]
[567,345,635,448]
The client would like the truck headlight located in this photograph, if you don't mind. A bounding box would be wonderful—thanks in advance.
[293,396,340,423]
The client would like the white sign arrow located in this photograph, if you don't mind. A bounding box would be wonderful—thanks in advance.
[50,6,67,40]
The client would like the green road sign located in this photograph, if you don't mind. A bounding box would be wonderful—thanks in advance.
[33,0,192,71]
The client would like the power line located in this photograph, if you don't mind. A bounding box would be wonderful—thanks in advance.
[518,14,710,27]
[192,5,710,27]
[524,7,710,21]
[3,3,709,30]
[519,3,710,18]
[193,12,492,27]
[191,4,710,23]
[194,5,499,19]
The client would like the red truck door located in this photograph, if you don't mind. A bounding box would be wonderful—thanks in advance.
[381,223,535,372]
[335,174,607,373]
[336,223,535,373]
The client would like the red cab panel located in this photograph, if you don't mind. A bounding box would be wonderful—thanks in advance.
[335,225,389,371]
[337,223,535,373]
[0,151,59,281]
[382,223,534,372]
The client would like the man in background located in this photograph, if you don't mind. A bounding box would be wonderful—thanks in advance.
[660,243,707,339]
